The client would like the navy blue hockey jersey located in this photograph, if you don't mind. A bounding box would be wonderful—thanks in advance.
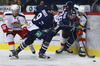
[32,6,53,29]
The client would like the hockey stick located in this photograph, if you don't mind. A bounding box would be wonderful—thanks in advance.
[60,22,99,30]
[80,37,95,58]
[71,30,95,58]
[60,25,90,30]
[89,23,98,30]
[71,32,81,56]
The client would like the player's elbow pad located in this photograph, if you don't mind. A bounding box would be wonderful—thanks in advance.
[22,26,27,34]
[1,24,8,33]
[76,30,83,36]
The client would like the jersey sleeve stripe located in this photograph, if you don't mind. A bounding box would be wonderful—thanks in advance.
[79,23,84,28]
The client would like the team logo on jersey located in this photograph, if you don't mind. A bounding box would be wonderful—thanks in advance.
[11,22,20,25]
[35,31,42,37]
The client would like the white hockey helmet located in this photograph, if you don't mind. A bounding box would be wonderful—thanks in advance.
[11,4,20,11]
[78,6,85,13]
[74,4,80,10]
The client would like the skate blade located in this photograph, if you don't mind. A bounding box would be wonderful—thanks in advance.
[38,57,51,61]
[9,56,19,60]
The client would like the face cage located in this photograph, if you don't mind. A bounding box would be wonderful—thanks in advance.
[12,9,20,12]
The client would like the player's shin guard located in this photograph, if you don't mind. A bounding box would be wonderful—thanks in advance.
[64,41,73,53]
[29,45,36,54]
[79,38,86,57]
[16,42,27,54]
[39,41,50,59]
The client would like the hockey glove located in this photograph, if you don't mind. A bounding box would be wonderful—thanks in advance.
[22,26,27,34]
[1,24,8,33]
[76,30,83,36]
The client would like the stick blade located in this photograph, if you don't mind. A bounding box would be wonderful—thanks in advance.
[87,55,95,58]
[90,23,99,30]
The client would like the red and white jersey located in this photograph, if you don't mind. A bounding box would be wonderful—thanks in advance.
[78,14,87,28]
[0,11,26,30]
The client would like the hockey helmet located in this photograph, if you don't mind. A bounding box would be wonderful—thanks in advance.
[50,4,58,11]
[78,6,85,13]
[11,4,20,11]
[74,4,80,10]
[64,1,74,10]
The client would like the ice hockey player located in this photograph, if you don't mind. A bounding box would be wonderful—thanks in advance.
[38,2,77,59]
[56,5,87,57]
[76,5,87,57]
[0,4,35,57]
[11,5,58,59]
[56,1,77,53]
[38,3,77,59]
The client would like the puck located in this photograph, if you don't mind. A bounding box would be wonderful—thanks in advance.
[93,60,96,62]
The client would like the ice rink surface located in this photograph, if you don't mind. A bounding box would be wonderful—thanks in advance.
[0,50,100,66]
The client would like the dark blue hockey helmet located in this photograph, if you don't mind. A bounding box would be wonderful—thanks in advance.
[50,4,58,11]
[64,1,74,11]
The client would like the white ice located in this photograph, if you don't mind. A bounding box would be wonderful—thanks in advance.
[0,50,100,66]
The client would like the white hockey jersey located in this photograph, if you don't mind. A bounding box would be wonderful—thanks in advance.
[0,11,26,30]
[78,14,87,28]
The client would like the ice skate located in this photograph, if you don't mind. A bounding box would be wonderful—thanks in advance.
[56,47,64,53]
[9,50,19,59]
[39,52,50,59]
[79,47,86,57]
[64,46,73,53]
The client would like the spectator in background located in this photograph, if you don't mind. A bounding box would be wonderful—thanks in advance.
[14,0,18,4]
[26,0,39,5]
[0,0,4,5]
[5,0,11,6]
[22,0,27,5]
[17,0,26,12]
[11,0,17,5]
[40,0,45,5]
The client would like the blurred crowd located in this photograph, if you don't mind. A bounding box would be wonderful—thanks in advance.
[0,0,100,12]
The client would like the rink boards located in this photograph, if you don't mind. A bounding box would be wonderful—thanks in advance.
[0,12,100,57]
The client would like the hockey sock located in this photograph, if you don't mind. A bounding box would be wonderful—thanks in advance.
[60,43,65,49]
[8,41,15,50]
[39,41,49,54]
[65,41,72,48]
[16,42,27,53]
[29,44,35,52]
